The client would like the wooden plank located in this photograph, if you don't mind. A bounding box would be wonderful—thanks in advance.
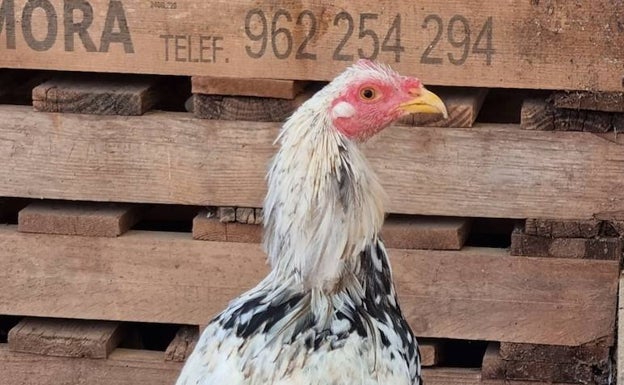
[0,227,617,346]
[18,201,142,237]
[553,91,624,113]
[191,77,307,99]
[193,91,310,121]
[521,98,624,132]
[502,359,608,384]
[510,228,621,260]
[8,318,122,359]
[195,212,471,249]
[400,88,488,128]
[481,343,504,379]
[419,340,442,367]
[192,212,262,243]
[164,326,198,362]
[499,339,610,364]
[3,106,624,219]
[525,218,602,238]
[381,215,470,250]
[1,0,623,91]
[32,75,163,115]
[0,344,483,385]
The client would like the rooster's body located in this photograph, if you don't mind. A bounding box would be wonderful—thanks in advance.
[176,61,448,385]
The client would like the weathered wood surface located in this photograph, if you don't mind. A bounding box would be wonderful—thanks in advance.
[3,106,624,220]
[419,340,442,367]
[553,91,624,113]
[521,98,624,132]
[193,212,262,243]
[164,326,198,362]
[510,228,621,260]
[194,212,471,250]
[381,215,470,250]
[192,77,307,99]
[499,339,610,364]
[0,227,617,346]
[0,344,485,385]
[32,75,162,115]
[1,0,623,91]
[8,318,122,359]
[193,91,310,121]
[525,218,602,238]
[18,201,142,237]
[400,88,487,128]
[481,343,607,384]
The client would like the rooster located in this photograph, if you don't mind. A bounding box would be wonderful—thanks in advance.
[176,60,448,385]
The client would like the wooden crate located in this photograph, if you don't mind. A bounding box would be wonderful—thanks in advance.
[0,0,622,91]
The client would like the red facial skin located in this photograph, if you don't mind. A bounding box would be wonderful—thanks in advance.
[331,77,423,141]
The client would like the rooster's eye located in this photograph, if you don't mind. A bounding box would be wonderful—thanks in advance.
[359,87,377,101]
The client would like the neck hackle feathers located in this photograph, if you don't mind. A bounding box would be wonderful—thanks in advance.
[175,60,448,385]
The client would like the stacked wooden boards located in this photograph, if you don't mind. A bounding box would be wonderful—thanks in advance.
[0,0,623,382]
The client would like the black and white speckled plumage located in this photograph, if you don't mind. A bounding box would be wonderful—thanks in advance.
[175,61,434,385]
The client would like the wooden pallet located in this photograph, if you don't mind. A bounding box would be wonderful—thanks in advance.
[0,316,608,384]
[0,0,622,92]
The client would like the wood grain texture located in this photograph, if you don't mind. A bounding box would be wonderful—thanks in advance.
[32,75,162,115]
[481,343,607,385]
[525,218,602,238]
[381,215,470,250]
[191,77,307,99]
[0,344,484,385]
[499,339,610,364]
[1,1,623,91]
[521,98,624,132]
[192,212,262,243]
[193,91,310,121]
[0,226,617,346]
[553,91,624,113]
[510,228,621,260]
[164,326,198,362]
[18,201,142,237]
[8,318,122,359]
[419,340,442,367]
[3,106,624,220]
[400,88,488,128]
[194,212,470,249]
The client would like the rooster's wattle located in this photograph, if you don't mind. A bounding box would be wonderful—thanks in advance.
[176,60,448,385]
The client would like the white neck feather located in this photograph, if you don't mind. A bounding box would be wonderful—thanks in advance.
[263,97,386,292]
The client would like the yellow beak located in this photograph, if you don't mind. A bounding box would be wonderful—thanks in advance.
[398,87,448,119]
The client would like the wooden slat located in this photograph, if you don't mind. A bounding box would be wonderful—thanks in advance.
[8,318,122,359]
[400,88,487,128]
[525,218,602,238]
[164,326,198,362]
[499,339,610,364]
[193,91,310,121]
[502,359,607,384]
[0,344,484,385]
[510,228,621,260]
[1,1,623,92]
[194,212,471,250]
[521,98,624,132]
[419,340,442,367]
[32,75,163,115]
[0,226,617,346]
[3,106,624,220]
[553,91,624,113]
[192,212,262,243]
[481,343,504,380]
[18,201,142,237]
[191,77,307,99]
[381,215,470,250]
